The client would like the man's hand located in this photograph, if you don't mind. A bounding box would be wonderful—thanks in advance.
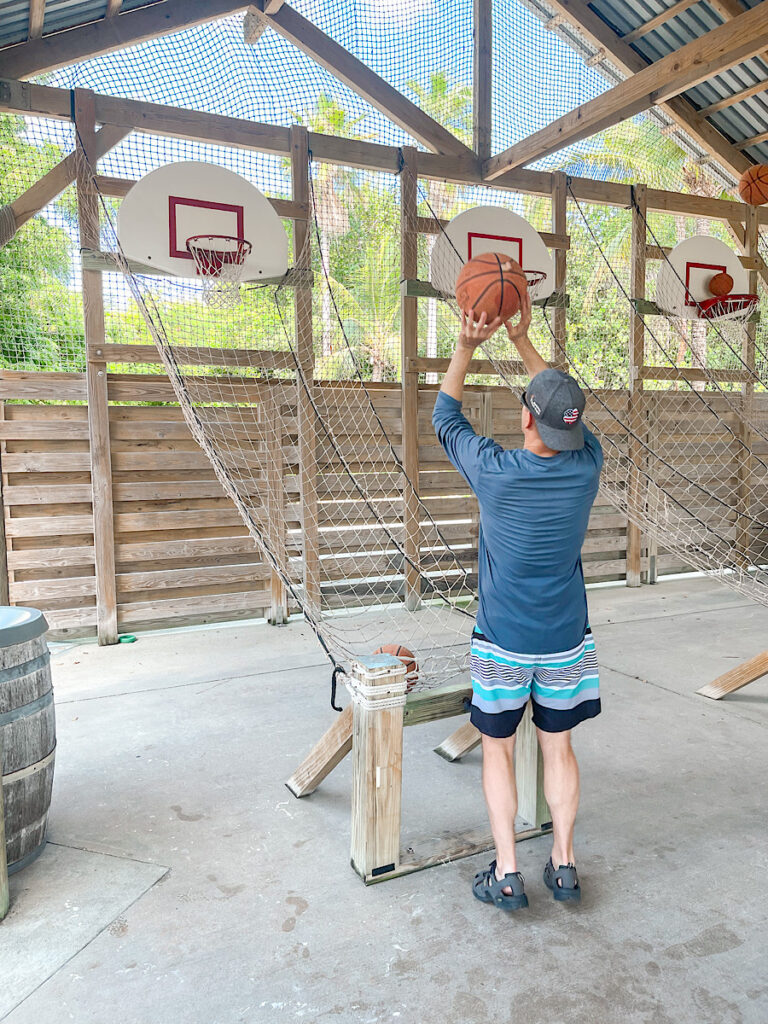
[459,309,503,352]
[503,290,548,378]
[504,291,532,347]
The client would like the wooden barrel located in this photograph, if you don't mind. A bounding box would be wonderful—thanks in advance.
[0,608,55,874]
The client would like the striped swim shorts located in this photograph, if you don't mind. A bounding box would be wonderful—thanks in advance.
[469,628,601,738]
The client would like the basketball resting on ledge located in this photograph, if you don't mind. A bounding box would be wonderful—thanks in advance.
[373,644,419,691]
[455,253,528,322]
[738,164,768,206]
[708,272,733,297]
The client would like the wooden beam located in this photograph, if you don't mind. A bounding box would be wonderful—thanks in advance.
[93,173,307,221]
[400,148,421,611]
[250,2,471,156]
[621,0,701,44]
[0,0,249,79]
[484,2,768,177]
[739,128,768,150]
[105,0,122,16]
[74,89,118,645]
[0,730,8,920]
[1,79,766,222]
[540,0,754,181]
[626,184,647,588]
[8,125,129,236]
[697,649,768,699]
[473,0,492,161]
[28,0,46,39]
[699,78,768,117]
[286,705,353,797]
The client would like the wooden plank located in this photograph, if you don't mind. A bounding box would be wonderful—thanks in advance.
[403,681,472,727]
[539,0,754,182]
[407,356,526,375]
[736,204,758,564]
[0,404,9,606]
[402,278,570,307]
[1,0,250,79]
[400,148,421,611]
[639,365,752,383]
[699,79,768,117]
[621,0,701,44]
[626,185,647,588]
[117,589,270,626]
[93,174,306,221]
[0,728,8,920]
[0,371,87,401]
[433,720,481,762]
[551,170,568,371]
[473,0,492,162]
[286,705,353,797]
[75,89,118,645]
[515,703,549,828]
[349,658,406,882]
[28,0,46,39]
[98,343,296,370]
[484,3,768,177]
[3,78,767,222]
[255,2,471,157]
[262,387,288,624]
[291,125,320,616]
[697,650,768,699]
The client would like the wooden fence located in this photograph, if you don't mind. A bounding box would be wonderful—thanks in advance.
[3,369,761,642]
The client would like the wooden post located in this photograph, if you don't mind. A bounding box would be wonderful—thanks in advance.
[551,171,568,371]
[626,184,647,588]
[473,0,492,162]
[0,732,8,921]
[349,655,407,882]
[263,385,288,624]
[400,147,421,611]
[736,204,758,564]
[514,703,550,828]
[291,125,321,617]
[75,89,118,644]
[0,403,9,607]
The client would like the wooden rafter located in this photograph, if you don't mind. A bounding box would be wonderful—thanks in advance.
[527,0,754,181]
[0,0,249,79]
[699,79,768,117]
[621,0,701,45]
[740,128,768,150]
[28,0,46,39]
[247,2,472,157]
[473,0,492,161]
[2,78,767,224]
[485,2,768,178]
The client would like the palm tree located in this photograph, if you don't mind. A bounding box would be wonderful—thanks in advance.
[560,118,727,386]
[407,74,472,381]
[289,94,372,356]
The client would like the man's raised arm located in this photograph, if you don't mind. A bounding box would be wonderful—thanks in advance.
[504,292,548,380]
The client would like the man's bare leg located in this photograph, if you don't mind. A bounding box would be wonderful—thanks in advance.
[536,728,579,866]
[481,733,519,885]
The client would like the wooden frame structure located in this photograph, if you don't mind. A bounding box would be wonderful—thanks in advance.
[1,1,768,881]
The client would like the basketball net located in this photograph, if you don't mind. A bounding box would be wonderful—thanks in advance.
[187,234,253,309]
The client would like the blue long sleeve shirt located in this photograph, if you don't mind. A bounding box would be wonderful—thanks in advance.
[432,391,604,654]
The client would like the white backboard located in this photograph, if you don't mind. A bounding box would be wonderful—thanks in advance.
[656,235,748,319]
[116,161,289,281]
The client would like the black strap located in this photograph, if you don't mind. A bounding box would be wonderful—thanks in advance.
[330,666,344,712]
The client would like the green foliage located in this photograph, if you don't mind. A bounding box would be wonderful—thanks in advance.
[0,115,85,371]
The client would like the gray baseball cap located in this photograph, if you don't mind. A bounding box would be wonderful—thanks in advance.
[523,368,586,451]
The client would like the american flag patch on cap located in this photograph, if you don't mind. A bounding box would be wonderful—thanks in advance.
[563,408,580,425]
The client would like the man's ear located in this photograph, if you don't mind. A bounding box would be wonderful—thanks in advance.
[522,407,534,430]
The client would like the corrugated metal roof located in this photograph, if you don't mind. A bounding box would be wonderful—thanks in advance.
[0,0,156,50]
[588,0,768,166]
[0,0,766,170]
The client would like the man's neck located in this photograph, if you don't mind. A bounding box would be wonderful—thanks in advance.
[523,436,559,458]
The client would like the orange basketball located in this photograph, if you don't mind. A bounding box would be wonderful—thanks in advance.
[455,253,528,322]
[373,644,418,691]
[738,164,768,206]
[708,271,733,297]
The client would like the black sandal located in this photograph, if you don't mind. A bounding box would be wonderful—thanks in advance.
[543,858,581,902]
[472,860,529,911]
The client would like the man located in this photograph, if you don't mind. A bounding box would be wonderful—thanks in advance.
[432,292,603,911]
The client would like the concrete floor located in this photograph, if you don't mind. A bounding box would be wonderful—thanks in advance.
[2,576,768,1024]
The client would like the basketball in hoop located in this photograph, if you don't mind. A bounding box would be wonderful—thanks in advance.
[186,234,253,308]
